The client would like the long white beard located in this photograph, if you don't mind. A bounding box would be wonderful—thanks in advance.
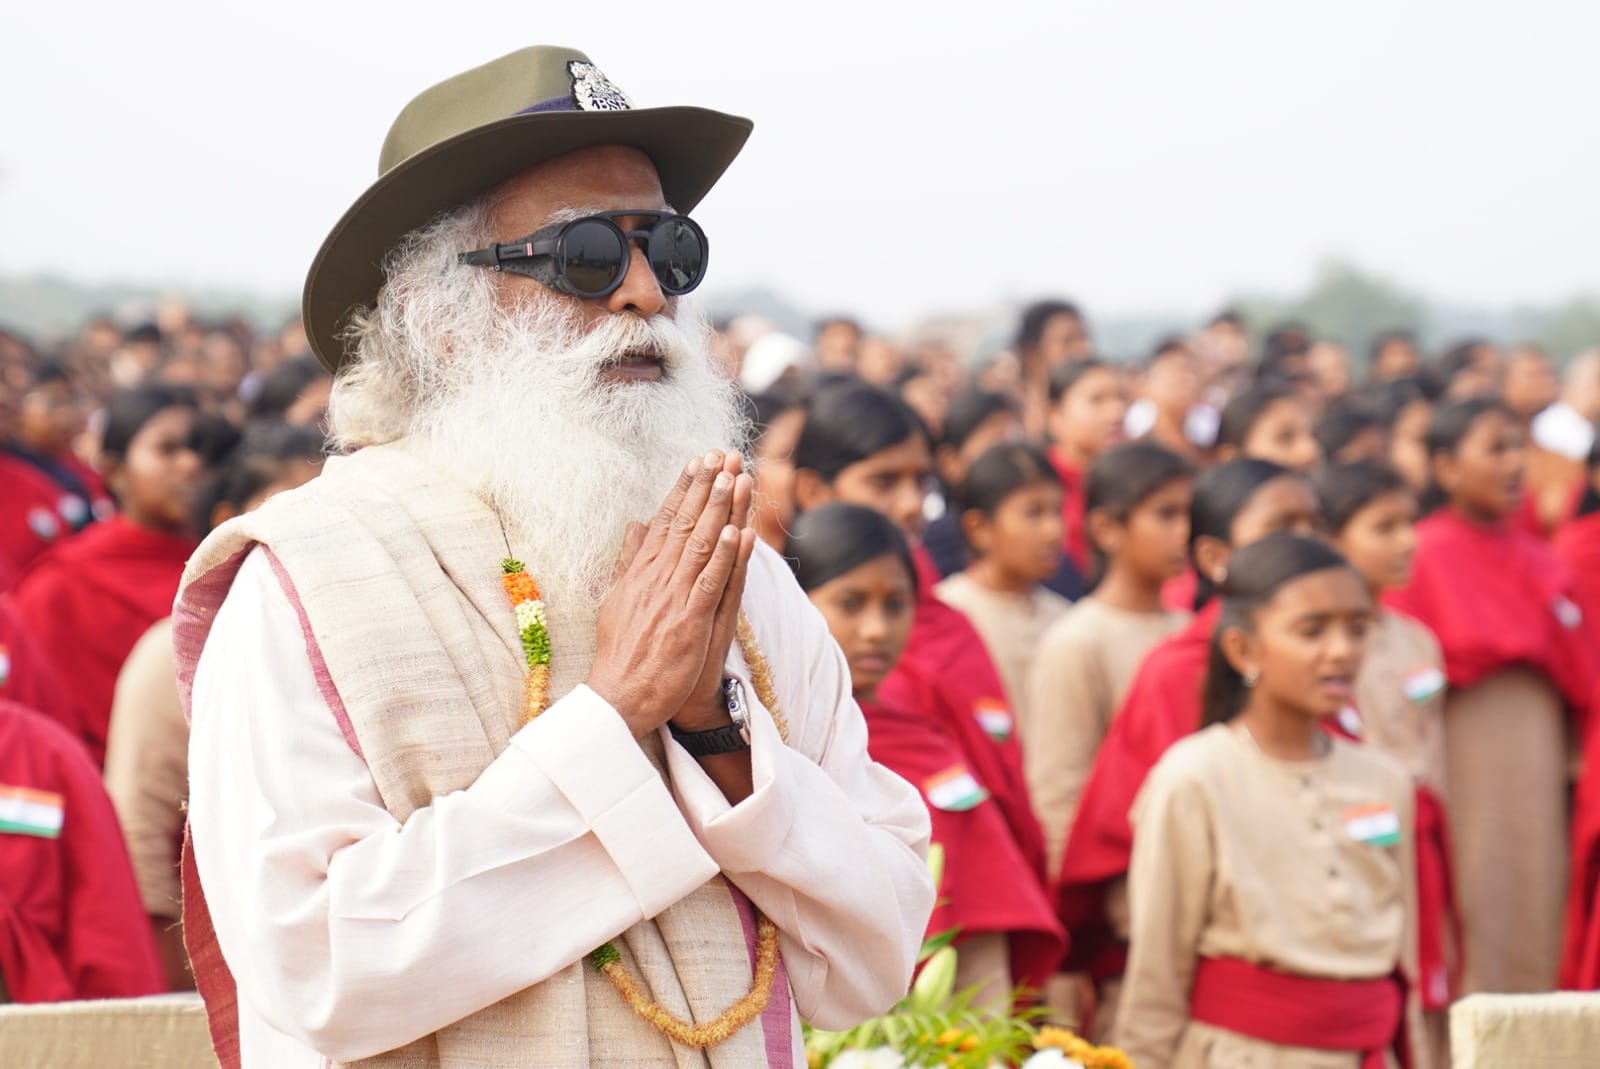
[404,288,748,632]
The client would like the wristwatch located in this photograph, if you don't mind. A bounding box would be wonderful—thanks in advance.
[668,678,752,757]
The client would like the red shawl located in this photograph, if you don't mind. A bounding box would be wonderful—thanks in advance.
[0,453,74,590]
[1558,511,1600,987]
[861,698,1065,990]
[0,700,163,1001]
[1047,448,1091,575]
[1385,508,1599,740]
[1161,567,1200,613]
[1554,511,1600,662]
[1564,677,1600,988]
[880,571,1048,887]
[0,602,80,743]
[8,516,196,766]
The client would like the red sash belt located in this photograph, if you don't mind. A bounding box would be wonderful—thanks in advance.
[1413,784,1462,1010]
[1190,957,1409,1069]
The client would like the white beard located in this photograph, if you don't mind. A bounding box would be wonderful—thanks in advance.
[403,289,748,638]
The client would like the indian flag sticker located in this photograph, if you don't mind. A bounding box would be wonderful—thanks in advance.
[1403,666,1445,704]
[924,765,989,812]
[1343,803,1401,848]
[0,784,65,839]
[973,697,1013,742]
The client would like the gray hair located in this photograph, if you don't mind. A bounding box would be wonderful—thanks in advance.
[326,200,494,451]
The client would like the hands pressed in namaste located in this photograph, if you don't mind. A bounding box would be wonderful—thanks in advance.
[586,450,757,741]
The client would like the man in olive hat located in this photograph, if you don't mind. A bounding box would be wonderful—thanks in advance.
[176,46,933,1069]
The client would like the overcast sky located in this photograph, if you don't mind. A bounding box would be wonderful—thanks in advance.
[4,1,1597,330]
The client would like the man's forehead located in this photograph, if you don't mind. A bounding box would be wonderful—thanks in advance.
[486,145,666,231]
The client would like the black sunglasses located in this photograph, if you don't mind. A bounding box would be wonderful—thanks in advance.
[457,210,708,299]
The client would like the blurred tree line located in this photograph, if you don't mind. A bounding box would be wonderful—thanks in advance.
[1229,260,1600,369]
[4,262,1597,371]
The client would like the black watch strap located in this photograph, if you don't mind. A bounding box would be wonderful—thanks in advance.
[668,721,751,757]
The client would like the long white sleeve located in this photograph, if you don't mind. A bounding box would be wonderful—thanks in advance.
[187,549,722,1064]
[662,544,935,1029]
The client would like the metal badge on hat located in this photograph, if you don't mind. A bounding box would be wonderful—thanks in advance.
[519,60,634,115]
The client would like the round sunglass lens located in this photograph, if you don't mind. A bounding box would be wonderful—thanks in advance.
[560,220,625,295]
[648,218,706,294]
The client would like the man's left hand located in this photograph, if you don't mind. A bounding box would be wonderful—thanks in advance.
[668,451,756,733]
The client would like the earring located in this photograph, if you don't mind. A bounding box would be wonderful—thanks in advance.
[1243,667,1259,688]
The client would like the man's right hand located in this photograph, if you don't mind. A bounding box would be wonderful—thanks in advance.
[585,450,755,738]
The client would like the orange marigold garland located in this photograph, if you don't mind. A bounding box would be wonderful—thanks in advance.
[499,559,786,1049]
[501,559,550,725]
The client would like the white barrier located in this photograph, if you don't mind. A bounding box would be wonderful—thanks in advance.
[0,993,218,1069]
[1449,992,1600,1068]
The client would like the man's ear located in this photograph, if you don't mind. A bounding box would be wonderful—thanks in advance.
[792,469,833,514]
[1192,535,1230,585]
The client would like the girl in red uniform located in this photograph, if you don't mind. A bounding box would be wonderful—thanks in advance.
[785,503,1064,1006]
[1388,397,1599,994]
[1161,380,1322,611]
[1213,382,1323,474]
[1044,360,1126,576]
[9,385,204,766]
[792,380,1049,888]
[0,699,164,1001]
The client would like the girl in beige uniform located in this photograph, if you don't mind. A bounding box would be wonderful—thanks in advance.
[1319,461,1455,1060]
[935,442,1072,728]
[1024,441,1195,878]
[1119,535,1424,1069]
[1024,441,1193,1032]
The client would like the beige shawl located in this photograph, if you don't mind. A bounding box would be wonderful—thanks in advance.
[173,444,792,1069]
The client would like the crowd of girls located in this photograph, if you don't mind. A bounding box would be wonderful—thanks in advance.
[757,317,1600,1068]
[0,311,329,1004]
[8,302,1600,1069]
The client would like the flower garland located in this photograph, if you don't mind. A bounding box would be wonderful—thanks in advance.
[502,559,551,725]
[501,556,783,1049]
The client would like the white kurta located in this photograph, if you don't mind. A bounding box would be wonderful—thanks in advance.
[188,543,933,1067]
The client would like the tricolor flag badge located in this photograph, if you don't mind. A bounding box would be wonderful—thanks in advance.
[1403,666,1445,704]
[973,697,1013,742]
[1343,803,1401,848]
[0,784,64,839]
[924,765,989,812]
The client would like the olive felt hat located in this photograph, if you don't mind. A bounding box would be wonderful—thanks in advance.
[302,45,753,372]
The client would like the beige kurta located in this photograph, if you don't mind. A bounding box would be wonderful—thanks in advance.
[1118,724,1424,1069]
[933,572,1071,735]
[1022,598,1189,877]
[1354,611,1448,796]
[1443,668,1569,994]
[103,619,186,920]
